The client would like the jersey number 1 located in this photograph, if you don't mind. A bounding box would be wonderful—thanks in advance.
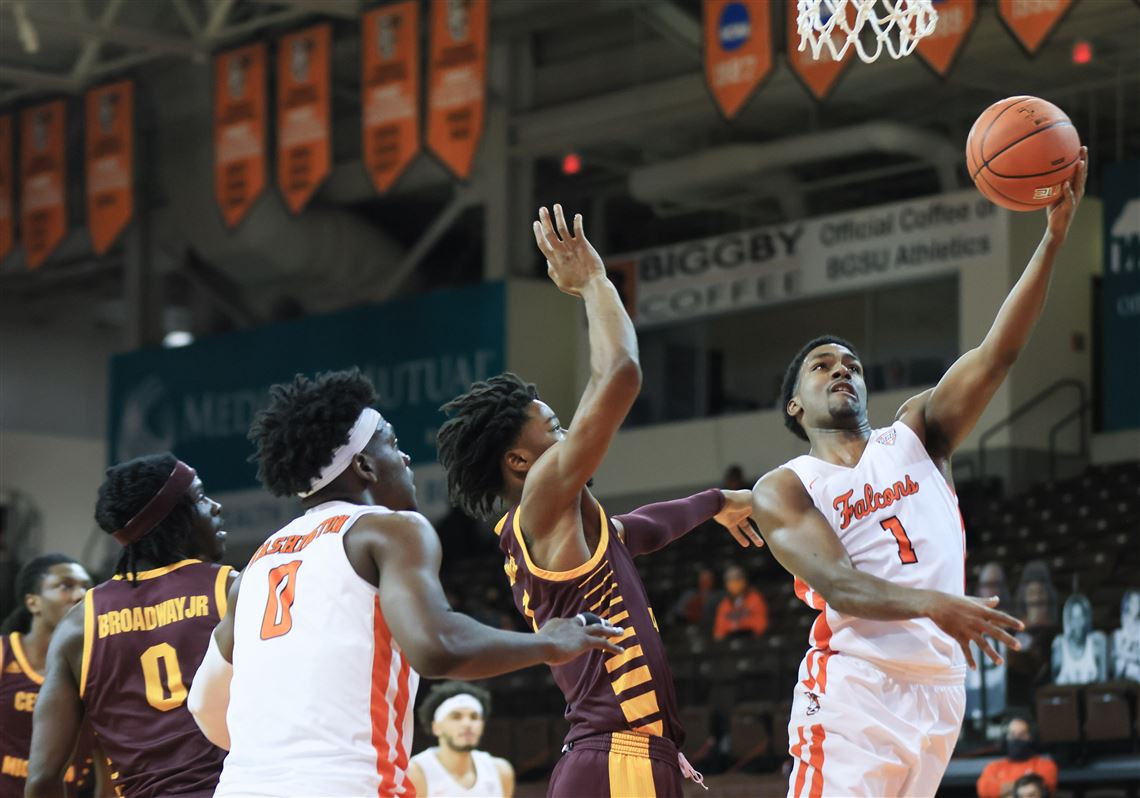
[880,516,918,564]
[261,560,302,640]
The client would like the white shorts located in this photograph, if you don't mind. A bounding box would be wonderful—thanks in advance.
[785,652,966,798]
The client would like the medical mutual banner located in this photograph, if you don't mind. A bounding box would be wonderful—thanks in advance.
[1101,160,1140,431]
[606,190,1008,328]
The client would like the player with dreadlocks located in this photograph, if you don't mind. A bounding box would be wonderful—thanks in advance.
[437,204,757,798]
[1,554,94,798]
[187,368,622,798]
[27,453,231,798]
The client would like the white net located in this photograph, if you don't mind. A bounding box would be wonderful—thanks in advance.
[797,0,939,64]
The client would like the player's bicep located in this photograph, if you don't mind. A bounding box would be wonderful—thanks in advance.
[213,571,243,662]
[752,470,853,592]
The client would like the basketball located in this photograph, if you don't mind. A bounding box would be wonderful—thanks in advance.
[966,96,1082,212]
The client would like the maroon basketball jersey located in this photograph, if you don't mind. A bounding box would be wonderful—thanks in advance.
[0,634,91,798]
[496,501,684,747]
[81,559,231,798]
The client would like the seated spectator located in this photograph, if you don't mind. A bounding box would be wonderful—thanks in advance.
[713,565,768,642]
[670,566,721,637]
[1011,773,1050,798]
[967,562,1009,722]
[1052,592,1107,685]
[1015,560,1059,636]
[976,715,1058,798]
[1007,560,1059,707]
[1111,589,1140,681]
[723,464,750,491]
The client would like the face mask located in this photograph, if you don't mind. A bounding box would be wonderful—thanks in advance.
[1007,738,1034,761]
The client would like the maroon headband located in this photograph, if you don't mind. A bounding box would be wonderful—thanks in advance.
[112,461,197,547]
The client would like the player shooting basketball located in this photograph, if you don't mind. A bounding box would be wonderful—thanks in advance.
[751,147,1088,797]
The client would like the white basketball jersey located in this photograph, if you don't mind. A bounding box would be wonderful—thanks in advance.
[781,421,967,681]
[216,501,421,797]
[409,749,503,797]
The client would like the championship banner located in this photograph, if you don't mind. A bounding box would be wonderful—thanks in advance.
[0,115,12,261]
[426,0,488,180]
[703,0,773,119]
[606,189,1007,329]
[997,0,1072,55]
[786,0,853,101]
[1101,161,1140,431]
[214,42,267,229]
[20,100,67,270]
[916,0,976,76]
[277,24,331,213]
[362,1,420,194]
[85,80,134,255]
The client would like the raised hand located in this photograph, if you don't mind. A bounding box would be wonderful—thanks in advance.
[1046,145,1088,242]
[532,204,606,297]
[923,592,1024,669]
[714,489,765,548]
[537,614,625,664]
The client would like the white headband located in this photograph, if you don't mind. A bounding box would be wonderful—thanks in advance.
[433,694,483,724]
[298,408,382,498]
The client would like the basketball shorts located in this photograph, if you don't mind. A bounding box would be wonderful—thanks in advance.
[548,730,684,798]
[786,652,966,798]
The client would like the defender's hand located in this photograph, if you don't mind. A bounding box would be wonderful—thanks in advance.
[532,204,606,297]
[923,593,1024,669]
[715,489,764,548]
[537,614,625,665]
[1045,145,1087,242]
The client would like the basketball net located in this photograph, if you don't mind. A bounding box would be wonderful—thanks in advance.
[797,0,939,64]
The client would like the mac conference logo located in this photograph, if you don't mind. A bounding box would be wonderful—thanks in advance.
[115,376,176,461]
[718,3,751,52]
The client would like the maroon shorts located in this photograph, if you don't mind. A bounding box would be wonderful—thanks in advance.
[547,731,685,798]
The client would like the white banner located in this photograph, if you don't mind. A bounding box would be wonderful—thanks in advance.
[608,190,1008,328]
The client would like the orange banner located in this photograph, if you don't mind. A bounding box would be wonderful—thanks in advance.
[786,0,854,101]
[0,115,12,261]
[916,0,976,76]
[998,0,1072,54]
[20,101,67,270]
[427,0,489,180]
[85,80,134,255]
[277,24,331,213]
[704,0,773,119]
[214,42,267,229]
[362,1,420,194]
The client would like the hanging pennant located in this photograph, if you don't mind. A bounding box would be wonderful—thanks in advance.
[704,0,773,119]
[214,42,267,229]
[915,0,976,76]
[20,100,67,270]
[997,0,1073,55]
[277,24,331,213]
[362,1,420,194]
[85,80,134,255]
[0,115,12,261]
[427,0,489,180]
[786,0,854,101]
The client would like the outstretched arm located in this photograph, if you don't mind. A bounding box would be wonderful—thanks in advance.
[367,511,622,679]
[904,149,1087,456]
[613,489,762,556]
[752,469,1022,668]
[523,205,641,525]
[26,605,86,798]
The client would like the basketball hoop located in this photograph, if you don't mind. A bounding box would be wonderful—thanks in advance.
[797,0,939,64]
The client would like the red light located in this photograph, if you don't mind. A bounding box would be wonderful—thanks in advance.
[1071,40,1092,64]
[561,153,582,175]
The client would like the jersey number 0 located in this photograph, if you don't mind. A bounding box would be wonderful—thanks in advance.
[261,560,302,640]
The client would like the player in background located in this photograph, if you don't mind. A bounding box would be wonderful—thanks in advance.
[188,369,622,798]
[751,149,1087,797]
[437,205,759,798]
[408,681,514,797]
[0,555,94,798]
[27,454,232,798]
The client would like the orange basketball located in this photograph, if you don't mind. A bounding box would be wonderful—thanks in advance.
[966,96,1081,212]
